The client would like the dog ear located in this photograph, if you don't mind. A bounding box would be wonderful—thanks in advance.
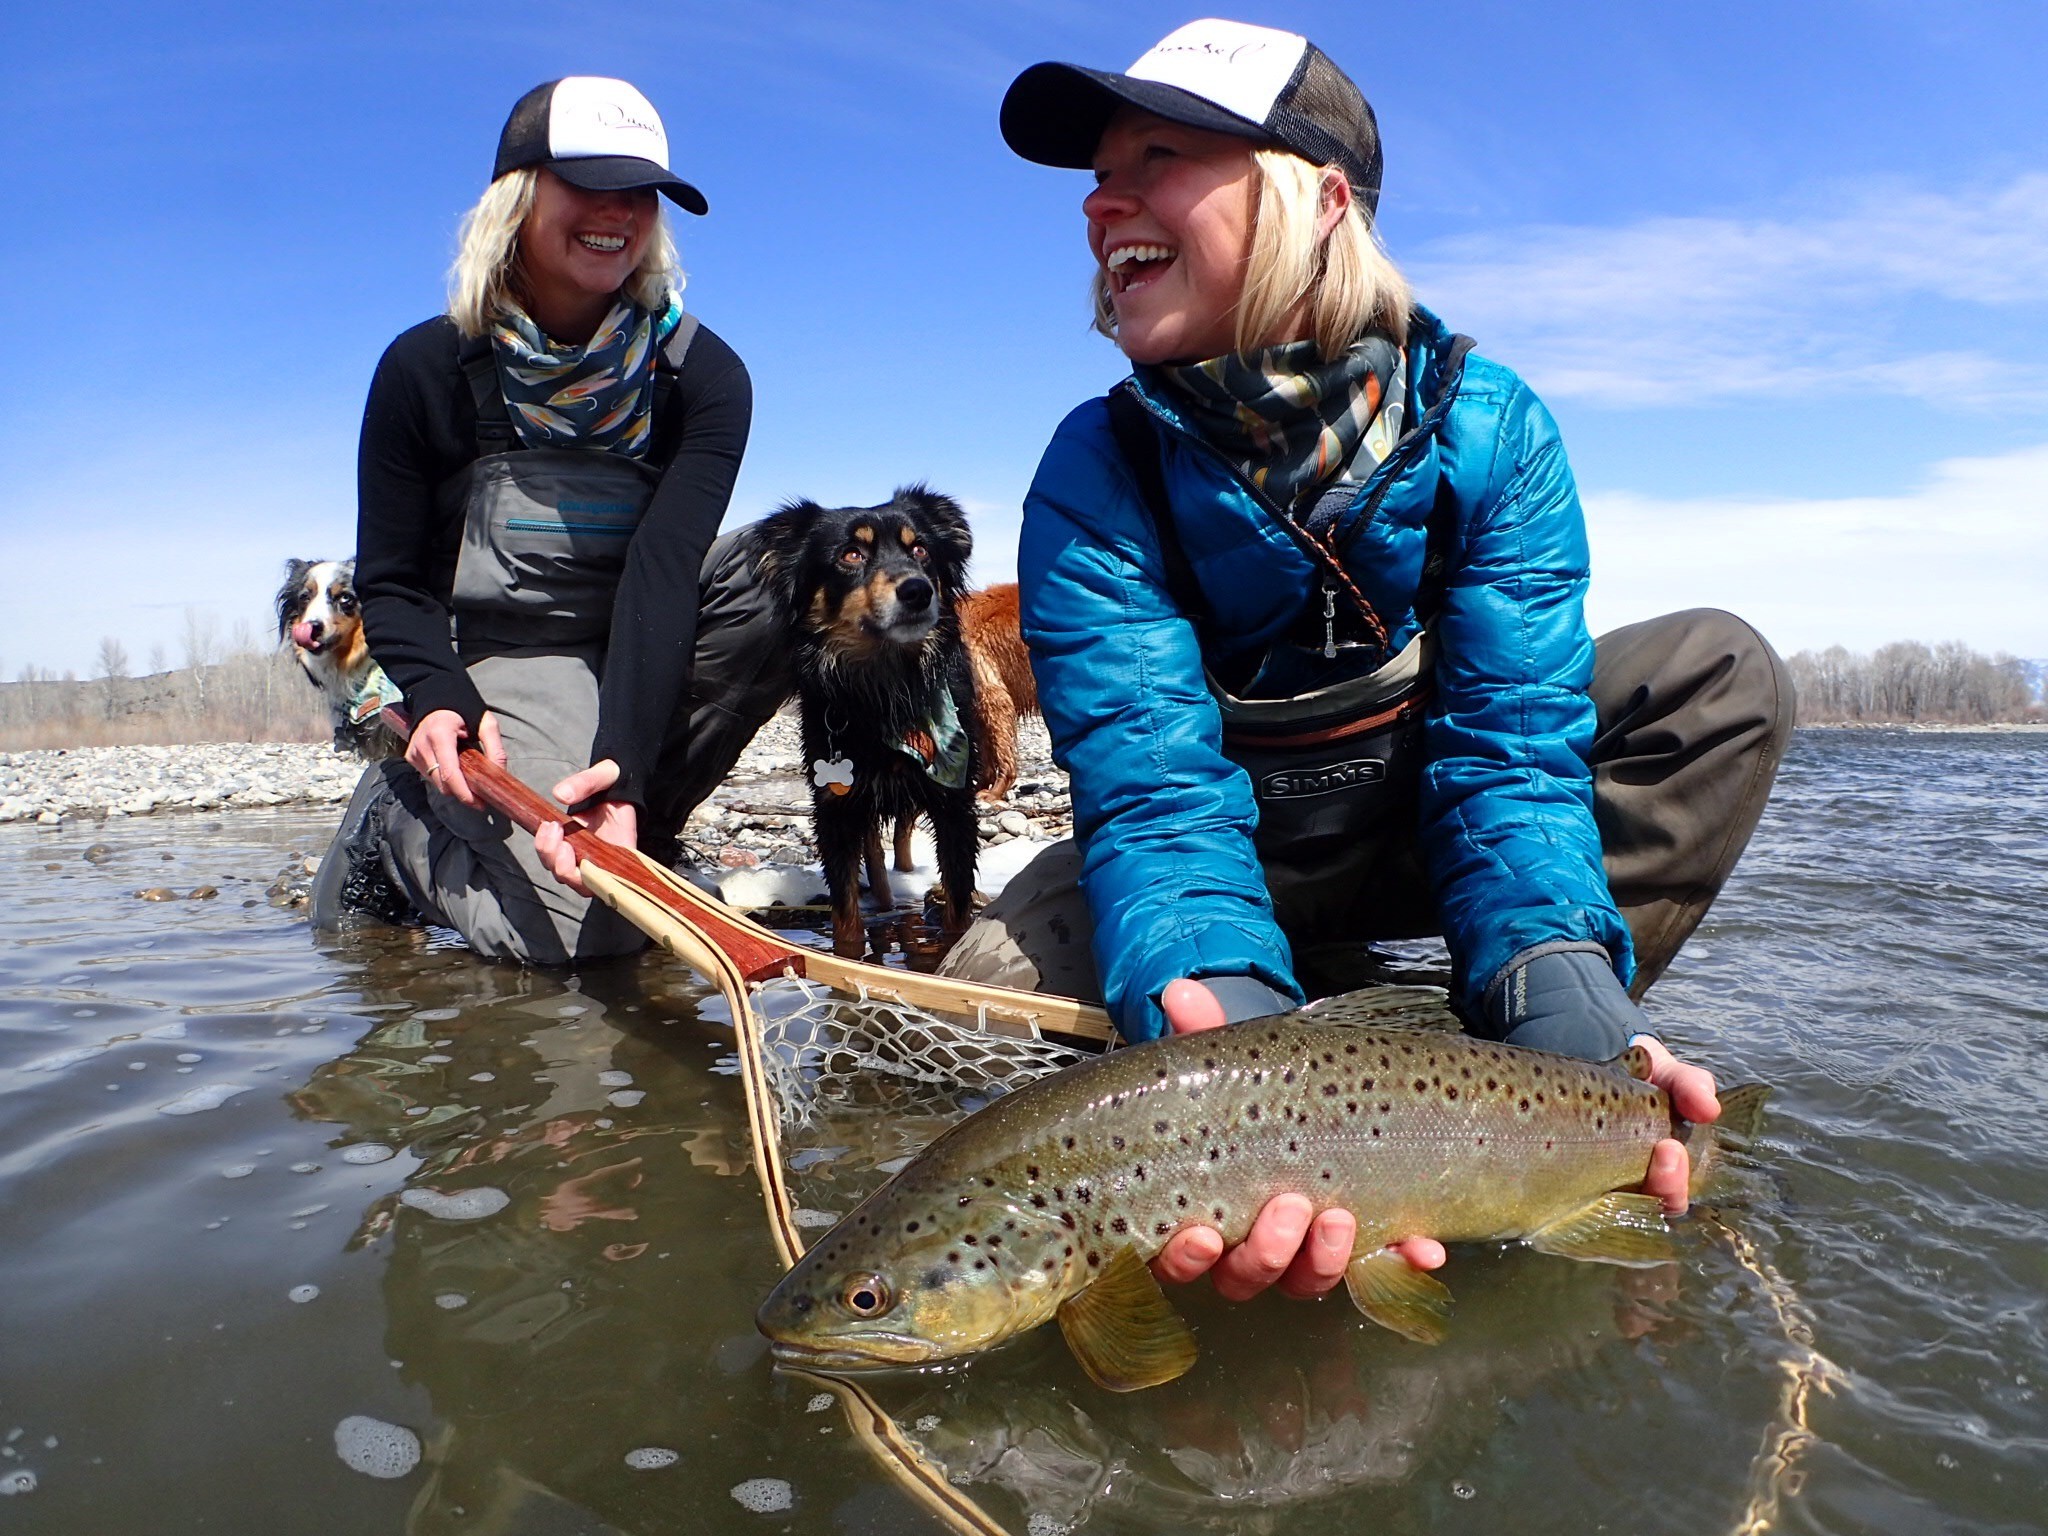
[894,484,972,565]
[755,498,827,612]
[277,559,312,637]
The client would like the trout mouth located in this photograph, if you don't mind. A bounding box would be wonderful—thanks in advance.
[767,1333,943,1370]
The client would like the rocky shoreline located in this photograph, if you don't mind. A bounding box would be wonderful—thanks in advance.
[0,714,1074,872]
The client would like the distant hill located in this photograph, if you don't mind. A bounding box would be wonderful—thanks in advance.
[0,653,326,751]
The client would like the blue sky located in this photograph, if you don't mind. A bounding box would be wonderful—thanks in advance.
[3,0,2045,677]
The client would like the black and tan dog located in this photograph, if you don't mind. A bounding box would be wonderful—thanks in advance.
[755,487,980,958]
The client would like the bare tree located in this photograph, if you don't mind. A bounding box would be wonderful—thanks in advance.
[96,637,131,720]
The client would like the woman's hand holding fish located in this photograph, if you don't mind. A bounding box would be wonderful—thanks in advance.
[1631,1034,1719,1215]
[534,760,637,896]
[406,708,505,810]
[1150,979,1448,1300]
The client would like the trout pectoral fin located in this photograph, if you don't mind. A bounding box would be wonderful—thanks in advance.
[1526,1192,1674,1267]
[1056,1247,1198,1392]
[1344,1249,1452,1345]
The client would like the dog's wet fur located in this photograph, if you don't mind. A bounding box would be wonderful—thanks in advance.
[276,558,400,759]
[958,582,1039,803]
[756,487,980,958]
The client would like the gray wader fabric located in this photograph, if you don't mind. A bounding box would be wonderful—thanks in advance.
[938,608,1794,1010]
[313,471,792,963]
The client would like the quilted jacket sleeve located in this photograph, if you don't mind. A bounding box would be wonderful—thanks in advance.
[1018,400,1303,1041]
[1417,365,1634,1009]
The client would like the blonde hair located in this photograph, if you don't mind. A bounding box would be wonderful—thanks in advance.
[446,168,684,338]
[1091,146,1411,359]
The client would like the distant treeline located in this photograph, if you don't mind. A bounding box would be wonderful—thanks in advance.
[0,618,325,751]
[2,627,2038,751]
[1788,641,2041,725]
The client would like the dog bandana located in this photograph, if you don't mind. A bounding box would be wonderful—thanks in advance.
[893,688,972,790]
[810,691,972,795]
[348,662,405,726]
[1148,333,1405,512]
[491,295,683,456]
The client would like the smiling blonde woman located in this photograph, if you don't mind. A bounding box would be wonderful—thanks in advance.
[312,77,789,964]
[941,19,1796,1308]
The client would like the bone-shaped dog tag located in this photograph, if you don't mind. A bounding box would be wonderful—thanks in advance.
[812,757,855,796]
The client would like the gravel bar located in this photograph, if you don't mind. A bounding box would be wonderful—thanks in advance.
[0,715,1074,865]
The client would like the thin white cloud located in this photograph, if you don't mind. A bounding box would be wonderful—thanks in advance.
[1583,440,2048,657]
[1412,174,2048,408]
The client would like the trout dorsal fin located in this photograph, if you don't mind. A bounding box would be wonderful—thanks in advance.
[1619,1044,1655,1081]
[1055,1247,1198,1392]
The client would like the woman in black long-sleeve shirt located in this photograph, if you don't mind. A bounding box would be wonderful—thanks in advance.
[314,76,775,963]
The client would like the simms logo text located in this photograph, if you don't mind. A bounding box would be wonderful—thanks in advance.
[1257,758,1386,799]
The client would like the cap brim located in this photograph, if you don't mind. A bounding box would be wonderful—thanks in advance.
[1000,62,1268,169]
[548,155,708,216]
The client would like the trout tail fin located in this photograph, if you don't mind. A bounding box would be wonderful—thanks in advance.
[1685,1081,1771,1200]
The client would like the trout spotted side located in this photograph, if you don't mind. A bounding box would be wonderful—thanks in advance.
[757,1016,1768,1392]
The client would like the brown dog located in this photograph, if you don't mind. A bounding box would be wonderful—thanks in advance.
[957,583,1039,803]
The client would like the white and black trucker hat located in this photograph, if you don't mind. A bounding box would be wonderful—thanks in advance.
[1000,19,1383,215]
[493,77,708,215]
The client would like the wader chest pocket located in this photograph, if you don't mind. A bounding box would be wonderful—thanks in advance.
[452,449,660,652]
[1214,634,1432,938]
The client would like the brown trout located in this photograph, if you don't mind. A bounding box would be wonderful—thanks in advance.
[757,1015,1768,1391]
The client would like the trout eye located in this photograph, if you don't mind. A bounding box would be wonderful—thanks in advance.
[840,1274,893,1318]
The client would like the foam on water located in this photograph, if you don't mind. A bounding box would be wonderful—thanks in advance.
[157,1083,249,1115]
[433,1293,468,1310]
[340,1144,395,1165]
[0,1469,36,1495]
[730,1477,793,1512]
[399,1187,510,1221]
[20,1043,110,1073]
[606,1090,645,1108]
[288,1285,320,1304]
[790,1208,839,1228]
[805,1394,833,1413]
[597,1070,634,1087]
[624,1447,678,1470]
[333,1416,420,1479]
[413,1009,460,1022]
[1026,1515,1070,1536]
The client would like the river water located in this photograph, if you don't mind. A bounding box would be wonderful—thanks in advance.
[0,729,2042,1534]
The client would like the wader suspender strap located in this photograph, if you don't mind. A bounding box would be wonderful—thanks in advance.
[459,313,702,460]
[1105,385,1212,628]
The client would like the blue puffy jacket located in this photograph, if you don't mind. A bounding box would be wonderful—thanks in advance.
[1017,308,1634,1040]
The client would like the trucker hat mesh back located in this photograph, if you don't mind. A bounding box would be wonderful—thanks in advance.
[1272,49,1382,211]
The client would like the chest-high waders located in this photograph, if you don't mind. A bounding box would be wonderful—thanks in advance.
[317,320,704,965]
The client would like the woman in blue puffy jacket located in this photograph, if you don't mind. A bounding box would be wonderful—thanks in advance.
[941,20,1793,1301]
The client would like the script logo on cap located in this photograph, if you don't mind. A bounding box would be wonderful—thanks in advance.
[1126,19,1309,127]
[548,76,671,169]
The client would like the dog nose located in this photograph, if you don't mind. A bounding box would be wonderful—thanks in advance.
[896,577,934,613]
